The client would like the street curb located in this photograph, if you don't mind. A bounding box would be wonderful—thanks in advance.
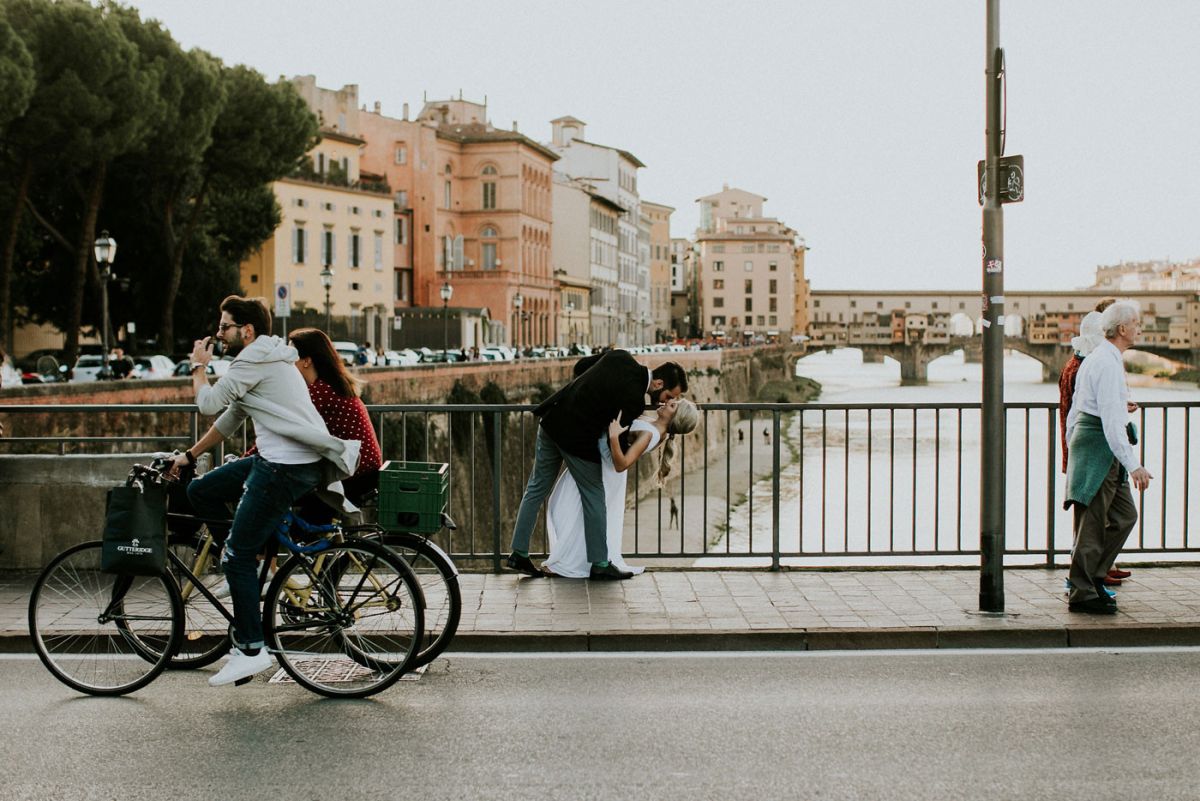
[6,625,1200,655]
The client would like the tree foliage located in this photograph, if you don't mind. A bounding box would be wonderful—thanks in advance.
[0,0,317,359]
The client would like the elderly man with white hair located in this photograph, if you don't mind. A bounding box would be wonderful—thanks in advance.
[1063,300,1153,614]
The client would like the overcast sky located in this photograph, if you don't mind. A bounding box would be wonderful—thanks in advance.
[127,0,1200,291]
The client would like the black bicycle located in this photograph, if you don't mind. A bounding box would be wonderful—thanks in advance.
[28,460,426,699]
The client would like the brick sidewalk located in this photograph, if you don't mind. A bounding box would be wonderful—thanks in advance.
[6,567,1200,652]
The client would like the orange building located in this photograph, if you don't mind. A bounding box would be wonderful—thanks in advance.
[358,96,559,348]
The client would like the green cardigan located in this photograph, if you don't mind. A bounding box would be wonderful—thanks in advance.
[1064,412,1117,509]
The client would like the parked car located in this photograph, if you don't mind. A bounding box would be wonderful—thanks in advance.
[70,355,106,382]
[172,357,233,377]
[131,355,176,380]
[481,346,515,361]
[380,349,419,366]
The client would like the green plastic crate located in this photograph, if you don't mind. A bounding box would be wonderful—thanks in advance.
[377,460,449,533]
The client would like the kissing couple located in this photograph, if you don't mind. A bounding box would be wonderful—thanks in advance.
[507,349,697,580]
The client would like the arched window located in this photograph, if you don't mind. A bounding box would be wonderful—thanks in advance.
[481,226,498,270]
[481,165,497,176]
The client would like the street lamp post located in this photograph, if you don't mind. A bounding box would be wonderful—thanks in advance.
[513,292,523,351]
[440,280,453,361]
[565,300,575,347]
[93,231,117,380]
[320,263,334,333]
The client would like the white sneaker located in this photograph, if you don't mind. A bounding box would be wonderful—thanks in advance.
[212,579,231,599]
[208,646,274,687]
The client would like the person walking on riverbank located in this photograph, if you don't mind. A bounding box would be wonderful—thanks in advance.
[1064,300,1153,614]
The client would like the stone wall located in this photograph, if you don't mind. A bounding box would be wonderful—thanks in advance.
[0,346,797,569]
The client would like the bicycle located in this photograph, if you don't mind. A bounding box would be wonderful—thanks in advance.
[28,459,426,699]
[166,485,462,671]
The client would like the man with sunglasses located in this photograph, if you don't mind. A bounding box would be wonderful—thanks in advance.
[170,295,361,686]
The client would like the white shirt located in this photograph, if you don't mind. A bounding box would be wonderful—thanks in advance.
[1065,339,1140,472]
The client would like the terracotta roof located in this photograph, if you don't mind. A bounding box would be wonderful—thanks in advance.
[435,123,559,162]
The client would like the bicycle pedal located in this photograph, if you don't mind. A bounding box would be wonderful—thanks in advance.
[234,676,254,687]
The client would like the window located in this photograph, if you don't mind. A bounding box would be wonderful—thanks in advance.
[292,225,306,264]
[712,315,726,327]
[769,279,777,294]
[744,315,752,325]
[373,232,383,270]
[372,209,383,218]
[769,261,777,271]
[395,190,408,207]
[293,198,307,208]
[757,315,765,326]
[318,153,325,174]
[769,297,777,312]
[744,279,753,293]
[745,298,753,312]
[395,217,407,245]
[481,226,498,270]
[713,297,724,308]
[444,180,452,209]
[482,181,496,210]
[769,315,777,325]
[394,145,407,165]
[482,165,497,176]
[350,206,360,216]
[349,231,361,268]
[744,261,753,272]
[321,228,334,265]
[713,279,724,290]
[322,202,335,212]
[713,261,724,272]
[713,245,725,253]
[814,300,821,308]
[742,245,754,253]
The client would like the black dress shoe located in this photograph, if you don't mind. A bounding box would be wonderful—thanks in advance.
[1068,596,1118,615]
[1092,579,1118,605]
[505,552,545,578]
[589,562,634,581]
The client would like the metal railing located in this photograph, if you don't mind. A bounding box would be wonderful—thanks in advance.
[1,400,1197,568]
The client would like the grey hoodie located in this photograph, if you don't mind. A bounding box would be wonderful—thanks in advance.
[196,335,362,513]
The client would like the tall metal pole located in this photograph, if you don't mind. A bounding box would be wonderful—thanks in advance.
[980,0,1005,612]
[100,269,110,380]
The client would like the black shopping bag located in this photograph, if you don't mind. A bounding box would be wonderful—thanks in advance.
[101,484,168,575]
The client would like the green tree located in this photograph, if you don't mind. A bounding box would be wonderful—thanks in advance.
[3,0,163,369]
[0,8,34,347]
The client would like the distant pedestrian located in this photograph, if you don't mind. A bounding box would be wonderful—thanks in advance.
[763,428,770,445]
[355,342,371,366]
[1064,300,1152,615]
[738,428,744,444]
[669,496,678,529]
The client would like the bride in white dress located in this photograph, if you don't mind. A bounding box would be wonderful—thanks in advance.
[543,398,699,578]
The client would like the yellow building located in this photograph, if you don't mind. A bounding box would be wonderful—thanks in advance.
[239,128,395,344]
[642,200,674,342]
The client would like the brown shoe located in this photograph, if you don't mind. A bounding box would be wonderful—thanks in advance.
[1102,575,1122,586]
[1109,568,1132,579]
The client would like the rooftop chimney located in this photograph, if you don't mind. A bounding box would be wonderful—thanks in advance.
[403,103,409,120]
[374,101,381,113]
[512,121,518,132]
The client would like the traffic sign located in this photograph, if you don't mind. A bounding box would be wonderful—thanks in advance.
[977,154,1025,205]
[275,283,291,318]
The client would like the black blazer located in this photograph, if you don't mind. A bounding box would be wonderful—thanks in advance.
[534,350,649,462]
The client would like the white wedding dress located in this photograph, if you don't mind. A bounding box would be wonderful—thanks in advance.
[543,419,659,578]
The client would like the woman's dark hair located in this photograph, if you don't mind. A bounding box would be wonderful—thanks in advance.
[220,295,272,339]
[289,327,363,397]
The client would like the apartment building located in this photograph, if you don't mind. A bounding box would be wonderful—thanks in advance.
[642,201,674,342]
[547,116,648,347]
[694,186,799,342]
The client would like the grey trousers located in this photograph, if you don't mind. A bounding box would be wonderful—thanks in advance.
[510,426,608,564]
[1068,459,1138,603]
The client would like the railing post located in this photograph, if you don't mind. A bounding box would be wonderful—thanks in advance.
[491,409,503,572]
[771,408,782,571]
[1045,406,1056,567]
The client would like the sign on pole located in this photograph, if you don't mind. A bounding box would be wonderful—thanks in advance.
[275,283,291,318]
[977,154,1025,205]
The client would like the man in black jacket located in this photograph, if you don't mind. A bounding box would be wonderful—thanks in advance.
[507,350,688,580]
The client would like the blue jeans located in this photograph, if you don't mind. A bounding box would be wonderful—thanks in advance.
[187,455,322,649]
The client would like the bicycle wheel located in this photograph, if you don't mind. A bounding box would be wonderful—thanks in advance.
[162,530,232,669]
[263,538,423,698]
[378,532,461,668]
[29,541,181,696]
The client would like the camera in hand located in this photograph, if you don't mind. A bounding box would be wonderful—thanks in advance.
[208,339,225,357]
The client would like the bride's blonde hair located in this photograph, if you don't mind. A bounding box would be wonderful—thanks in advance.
[656,399,699,486]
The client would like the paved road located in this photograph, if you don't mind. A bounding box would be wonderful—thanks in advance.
[3,649,1200,801]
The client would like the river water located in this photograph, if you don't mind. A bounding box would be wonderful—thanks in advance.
[713,348,1200,567]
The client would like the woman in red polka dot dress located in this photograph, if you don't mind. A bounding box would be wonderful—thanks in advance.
[288,328,382,505]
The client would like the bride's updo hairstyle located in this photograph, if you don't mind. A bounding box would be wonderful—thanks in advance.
[656,399,700,486]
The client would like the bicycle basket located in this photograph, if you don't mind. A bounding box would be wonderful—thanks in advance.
[377,460,448,533]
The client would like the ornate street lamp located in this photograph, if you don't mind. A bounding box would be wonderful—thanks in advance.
[513,291,523,350]
[93,230,117,380]
[565,300,575,347]
[320,263,334,332]
[440,280,453,361]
